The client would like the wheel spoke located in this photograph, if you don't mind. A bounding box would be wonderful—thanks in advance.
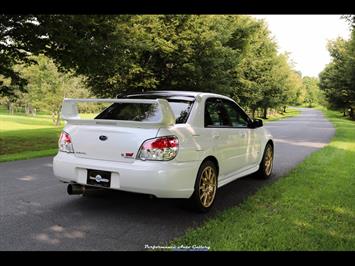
[202,171,208,181]
[203,194,208,206]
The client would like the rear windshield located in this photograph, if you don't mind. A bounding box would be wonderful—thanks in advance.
[95,103,161,122]
[95,100,193,123]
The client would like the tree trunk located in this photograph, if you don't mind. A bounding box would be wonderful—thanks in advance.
[9,103,14,115]
[52,112,56,125]
[283,106,287,113]
[349,107,354,120]
[55,107,61,126]
[28,104,34,116]
[262,107,268,119]
[251,108,256,119]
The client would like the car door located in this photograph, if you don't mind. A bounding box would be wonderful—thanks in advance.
[204,98,232,178]
[223,101,261,166]
[204,98,249,179]
[218,99,253,176]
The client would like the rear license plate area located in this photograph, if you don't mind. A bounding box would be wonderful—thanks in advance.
[87,169,111,188]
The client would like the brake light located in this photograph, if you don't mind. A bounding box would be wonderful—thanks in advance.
[59,131,74,153]
[137,136,179,161]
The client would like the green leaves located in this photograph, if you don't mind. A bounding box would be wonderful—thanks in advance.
[1,15,315,116]
[319,31,355,118]
[13,55,90,124]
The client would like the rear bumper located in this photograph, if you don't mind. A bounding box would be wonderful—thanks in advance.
[53,152,199,198]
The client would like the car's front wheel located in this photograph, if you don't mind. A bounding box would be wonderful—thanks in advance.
[190,160,218,212]
[256,142,274,179]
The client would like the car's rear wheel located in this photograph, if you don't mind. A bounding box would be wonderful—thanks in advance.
[190,160,218,212]
[257,142,274,179]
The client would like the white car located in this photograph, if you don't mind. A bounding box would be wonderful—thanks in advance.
[53,91,273,212]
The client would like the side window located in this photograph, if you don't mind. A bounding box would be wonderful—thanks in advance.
[222,100,250,128]
[205,98,232,127]
[205,98,221,127]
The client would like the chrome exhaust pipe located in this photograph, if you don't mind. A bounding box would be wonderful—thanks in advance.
[67,184,85,195]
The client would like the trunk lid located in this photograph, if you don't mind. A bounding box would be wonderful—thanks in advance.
[68,124,158,163]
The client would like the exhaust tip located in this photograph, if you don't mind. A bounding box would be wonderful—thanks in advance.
[67,184,84,195]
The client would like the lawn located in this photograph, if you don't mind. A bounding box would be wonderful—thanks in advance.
[171,108,355,250]
[0,113,63,162]
[258,107,300,122]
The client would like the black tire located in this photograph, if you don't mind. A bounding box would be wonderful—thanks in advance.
[189,160,218,213]
[256,142,274,179]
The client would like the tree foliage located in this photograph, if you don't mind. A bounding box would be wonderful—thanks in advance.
[1,15,312,119]
[14,55,90,125]
[319,33,355,118]
[0,15,49,97]
[303,76,322,107]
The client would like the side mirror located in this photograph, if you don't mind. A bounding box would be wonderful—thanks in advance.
[250,119,263,128]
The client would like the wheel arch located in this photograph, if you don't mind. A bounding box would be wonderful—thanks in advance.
[200,155,219,177]
[257,138,274,165]
[266,139,274,150]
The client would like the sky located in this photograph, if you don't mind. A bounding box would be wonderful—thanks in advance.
[252,15,351,77]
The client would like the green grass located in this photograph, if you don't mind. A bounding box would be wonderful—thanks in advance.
[258,107,301,122]
[0,148,59,162]
[0,111,101,162]
[172,108,355,250]
[0,113,63,162]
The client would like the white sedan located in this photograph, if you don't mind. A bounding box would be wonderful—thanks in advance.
[53,91,274,212]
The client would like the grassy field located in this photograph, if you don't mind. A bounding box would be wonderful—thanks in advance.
[0,112,64,162]
[0,111,100,162]
[172,108,355,250]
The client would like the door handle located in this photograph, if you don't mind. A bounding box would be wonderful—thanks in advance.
[212,134,220,139]
[239,132,247,138]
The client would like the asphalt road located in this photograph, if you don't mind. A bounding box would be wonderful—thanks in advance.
[0,108,335,250]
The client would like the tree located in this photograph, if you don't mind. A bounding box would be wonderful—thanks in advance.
[346,29,355,118]
[342,15,355,28]
[1,15,310,116]
[319,36,355,118]
[15,55,90,125]
[0,15,49,97]
[0,15,126,98]
[231,18,301,119]
[230,18,279,118]
[303,76,321,107]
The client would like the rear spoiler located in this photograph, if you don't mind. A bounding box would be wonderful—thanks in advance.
[61,98,176,127]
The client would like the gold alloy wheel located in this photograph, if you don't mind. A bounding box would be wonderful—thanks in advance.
[264,145,273,176]
[198,166,217,208]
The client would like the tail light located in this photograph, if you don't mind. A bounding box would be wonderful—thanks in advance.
[59,131,74,153]
[137,136,179,161]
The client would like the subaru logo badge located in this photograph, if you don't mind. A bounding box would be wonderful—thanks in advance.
[99,135,107,141]
[95,175,102,182]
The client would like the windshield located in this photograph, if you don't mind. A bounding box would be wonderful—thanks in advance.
[95,103,161,122]
[95,99,194,124]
